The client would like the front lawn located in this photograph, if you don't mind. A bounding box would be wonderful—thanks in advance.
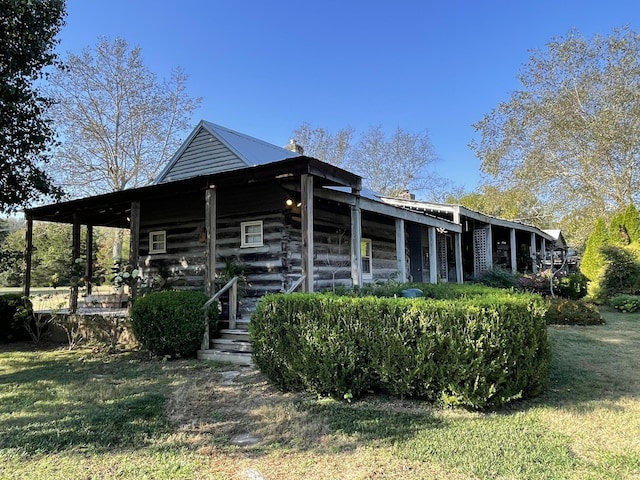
[0,308,638,479]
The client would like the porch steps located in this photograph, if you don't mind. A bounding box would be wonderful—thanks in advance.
[197,316,253,366]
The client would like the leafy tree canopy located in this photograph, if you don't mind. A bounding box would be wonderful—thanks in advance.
[0,0,66,213]
[472,26,640,244]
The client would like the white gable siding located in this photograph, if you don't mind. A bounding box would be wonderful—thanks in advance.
[158,128,248,183]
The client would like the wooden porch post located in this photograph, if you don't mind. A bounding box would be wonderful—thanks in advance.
[70,212,81,313]
[395,219,407,282]
[541,238,547,271]
[205,186,217,296]
[23,215,33,298]
[85,224,94,295]
[509,228,517,274]
[454,232,463,284]
[530,232,537,273]
[486,225,494,270]
[129,201,140,300]
[350,197,362,287]
[428,226,438,283]
[301,174,314,293]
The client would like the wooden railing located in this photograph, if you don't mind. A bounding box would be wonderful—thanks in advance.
[285,275,305,293]
[201,276,239,350]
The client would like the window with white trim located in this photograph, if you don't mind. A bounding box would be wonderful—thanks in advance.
[361,238,372,279]
[241,220,263,248]
[149,230,166,254]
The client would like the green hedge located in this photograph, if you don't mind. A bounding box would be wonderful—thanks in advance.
[130,290,209,358]
[0,294,31,342]
[250,292,551,409]
[545,298,605,325]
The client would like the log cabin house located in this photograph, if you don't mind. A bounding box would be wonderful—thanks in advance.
[24,120,555,363]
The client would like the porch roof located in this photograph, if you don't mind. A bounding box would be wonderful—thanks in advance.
[25,156,362,228]
[379,197,554,241]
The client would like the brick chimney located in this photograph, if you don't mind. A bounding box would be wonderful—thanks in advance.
[284,139,304,154]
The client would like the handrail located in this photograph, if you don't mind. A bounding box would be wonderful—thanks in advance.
[203,276,238,310]
[201,276,239,350]
[285,275,305,293]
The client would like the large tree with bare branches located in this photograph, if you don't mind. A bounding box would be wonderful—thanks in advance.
[48,36,201,195]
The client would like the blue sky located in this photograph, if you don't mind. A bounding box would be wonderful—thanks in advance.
[57,0,640,191]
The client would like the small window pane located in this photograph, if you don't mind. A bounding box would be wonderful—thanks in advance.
[241,221,263,247]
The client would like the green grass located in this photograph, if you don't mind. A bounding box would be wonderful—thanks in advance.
[1,308,639,479]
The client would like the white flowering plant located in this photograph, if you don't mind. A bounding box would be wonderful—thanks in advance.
[112,262,140,289]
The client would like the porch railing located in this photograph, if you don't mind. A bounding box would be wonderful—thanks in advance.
[201,276,238,350]
[285,275,305,293]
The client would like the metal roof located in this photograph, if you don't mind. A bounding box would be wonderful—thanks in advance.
[154,120,301,183]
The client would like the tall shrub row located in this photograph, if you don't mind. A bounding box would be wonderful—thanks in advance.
[250,292,550,409]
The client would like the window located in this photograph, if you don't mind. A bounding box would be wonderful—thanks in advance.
[241,220,263,248]
[149,230,166,254]
[361,238,372,279]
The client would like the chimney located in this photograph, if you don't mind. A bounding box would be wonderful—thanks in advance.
[284,138,304,154]
[399,189,415,200]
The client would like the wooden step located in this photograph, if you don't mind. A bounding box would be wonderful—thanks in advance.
[211,338,252,353]
[198,349,253,366]
[219,328,250,340]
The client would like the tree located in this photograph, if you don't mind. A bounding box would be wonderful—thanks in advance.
[48,36,202,195]
[292,123,445,198]
[446,185,552,227]
[580,217,608,298]
[292,123,354,168]
[472,26,640,243]
[0,0,65,213]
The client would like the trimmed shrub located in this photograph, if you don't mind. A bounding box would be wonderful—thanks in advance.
[250,291,551,409]
[609,294,640,313]
[544,298,604,326]
[557,273,588,300]
[130,290,209,357]
[475,267,521,289]
[599,245,640,298]
[0,294,32,342]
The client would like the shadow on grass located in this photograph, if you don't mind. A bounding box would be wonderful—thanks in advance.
[0,348,171,455]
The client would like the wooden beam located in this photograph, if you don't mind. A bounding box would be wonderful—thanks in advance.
[351,198,362,286]
[428,226,438,284]
[530,232,537,273]
[205,186,217,297]
[23,216,33,298]
[301,174,314,292]
[510,228,517,274]
[86,224,94,295]
[395,218,407,282]
[486,225,494,270]
[129,201,140,300]
[70,212,81,313]
[454,232,463,284]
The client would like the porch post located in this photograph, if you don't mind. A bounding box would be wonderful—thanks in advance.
[70,212,81,313]
[509,228,517,274]
[350,197,362,287]
[454,232,463,284]
[301,174,314,293]
[85,224,94,295]
[395,218,407,282]
[530,232,538,273]
[486,225,494,270]
[205,186,217,296]
[541,238,547,271]
[428,226,438,283]
[23,215,33,298]
[129,201,140,300]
